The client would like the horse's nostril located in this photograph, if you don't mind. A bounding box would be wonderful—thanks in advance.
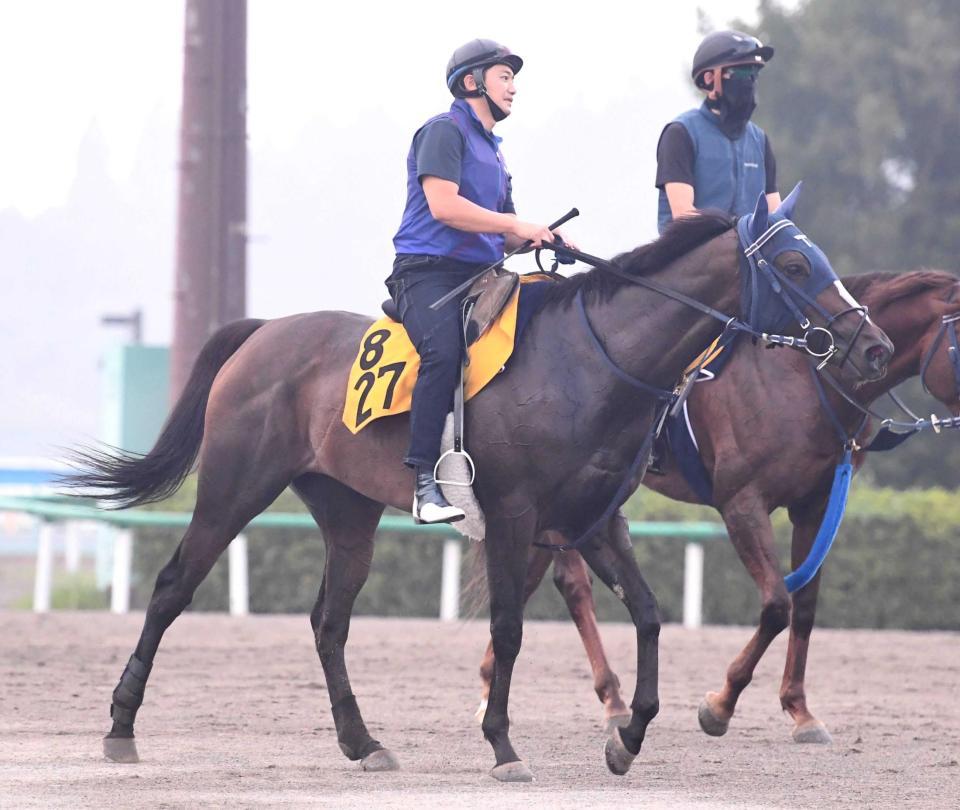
[866,344,890,367]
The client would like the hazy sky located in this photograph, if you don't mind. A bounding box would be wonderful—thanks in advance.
[2,1,777,215]
[1,1,793,457]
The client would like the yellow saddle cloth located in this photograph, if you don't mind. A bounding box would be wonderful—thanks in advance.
[343,285,521,434]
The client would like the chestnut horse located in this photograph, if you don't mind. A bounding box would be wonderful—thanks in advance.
[475,269,959,743]
[68,193,891,781]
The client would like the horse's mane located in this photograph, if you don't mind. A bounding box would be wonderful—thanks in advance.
[543,210,736,307]
[842,269,959,307]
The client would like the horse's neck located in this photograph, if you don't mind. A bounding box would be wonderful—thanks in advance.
[584,251,738,391]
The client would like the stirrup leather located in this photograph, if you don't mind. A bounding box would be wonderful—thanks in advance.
[436,299,477,488]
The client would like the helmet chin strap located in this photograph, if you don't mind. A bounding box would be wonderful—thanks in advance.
[484,93,508,121]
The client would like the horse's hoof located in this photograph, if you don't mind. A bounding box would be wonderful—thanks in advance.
[793,720,833,745]
[605,713,631,733]
[490,760,534,782]
[698,695,730,737]
[361,748,400,772]
[103,735,139,763]
[604,726,637,776]
[474,698,488,723]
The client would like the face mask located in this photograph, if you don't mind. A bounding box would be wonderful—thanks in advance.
[708,68,758,138]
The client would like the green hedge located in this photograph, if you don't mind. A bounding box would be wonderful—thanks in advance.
[128,479,960,630]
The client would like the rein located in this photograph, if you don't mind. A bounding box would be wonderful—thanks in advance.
[814,360,960,447]
[539,221,842,363]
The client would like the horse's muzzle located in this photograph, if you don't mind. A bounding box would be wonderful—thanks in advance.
[832,319,894,384]
[862,336,894,381]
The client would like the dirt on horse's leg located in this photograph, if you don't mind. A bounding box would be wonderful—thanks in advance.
[103,467,290,763]
[699,488,790,737]
[293,475,396,771]
[482,513,536,783]
[780,499,832,744]
[476,544,552,721]
[551,547,629,729]
[577,514,660,776]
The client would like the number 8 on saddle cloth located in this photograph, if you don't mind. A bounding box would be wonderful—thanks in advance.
[342,268,523,439]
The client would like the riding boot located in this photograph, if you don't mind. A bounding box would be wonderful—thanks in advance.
[413,467,465,525]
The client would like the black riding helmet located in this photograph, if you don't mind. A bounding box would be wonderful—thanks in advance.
[692,30,774,89]
[446,38,523,98]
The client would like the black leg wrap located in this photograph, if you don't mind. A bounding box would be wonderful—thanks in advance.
[110,654,152,727]
[331,694,381,760]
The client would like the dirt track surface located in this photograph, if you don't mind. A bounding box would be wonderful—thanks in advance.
[0,612,957,809]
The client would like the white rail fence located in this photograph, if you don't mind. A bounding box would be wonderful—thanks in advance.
[1,498,724,628]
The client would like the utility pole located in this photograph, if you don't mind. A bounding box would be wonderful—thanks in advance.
[170,0,247,399]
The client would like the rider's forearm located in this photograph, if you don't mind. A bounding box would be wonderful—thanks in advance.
[665,182,696,220]
[504,223,530,252]
[428,192,519,237]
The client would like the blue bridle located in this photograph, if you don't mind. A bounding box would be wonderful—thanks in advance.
[735,185,868,369]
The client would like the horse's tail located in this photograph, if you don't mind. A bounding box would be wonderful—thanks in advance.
[62,318,267,508]
[461,541,491,619]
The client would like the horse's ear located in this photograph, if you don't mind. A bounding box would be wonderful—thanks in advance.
[777,182,803,221]
[749,192,769,239]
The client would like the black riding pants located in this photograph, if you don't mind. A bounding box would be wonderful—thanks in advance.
[386,254,482,470]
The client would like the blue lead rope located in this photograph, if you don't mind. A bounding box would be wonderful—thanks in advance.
[783,446,853,593]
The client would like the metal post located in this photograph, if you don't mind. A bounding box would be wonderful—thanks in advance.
[440,538,462,622]
[95,525,114,589]
[228,533,249,616]
[33,521,55,613]
[683,542,704,629]
[111,530,133,614]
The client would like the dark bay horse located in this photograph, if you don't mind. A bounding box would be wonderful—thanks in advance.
[68,193,892,781]
[475,268,960,743]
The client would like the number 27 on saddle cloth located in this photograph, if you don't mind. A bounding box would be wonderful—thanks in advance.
[342,282,525,435]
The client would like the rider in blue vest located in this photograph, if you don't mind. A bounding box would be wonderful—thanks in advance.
[389,39,558,524]
[656,30,782,234]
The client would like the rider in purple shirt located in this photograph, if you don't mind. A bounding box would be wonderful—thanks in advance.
[388,39,557,524]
